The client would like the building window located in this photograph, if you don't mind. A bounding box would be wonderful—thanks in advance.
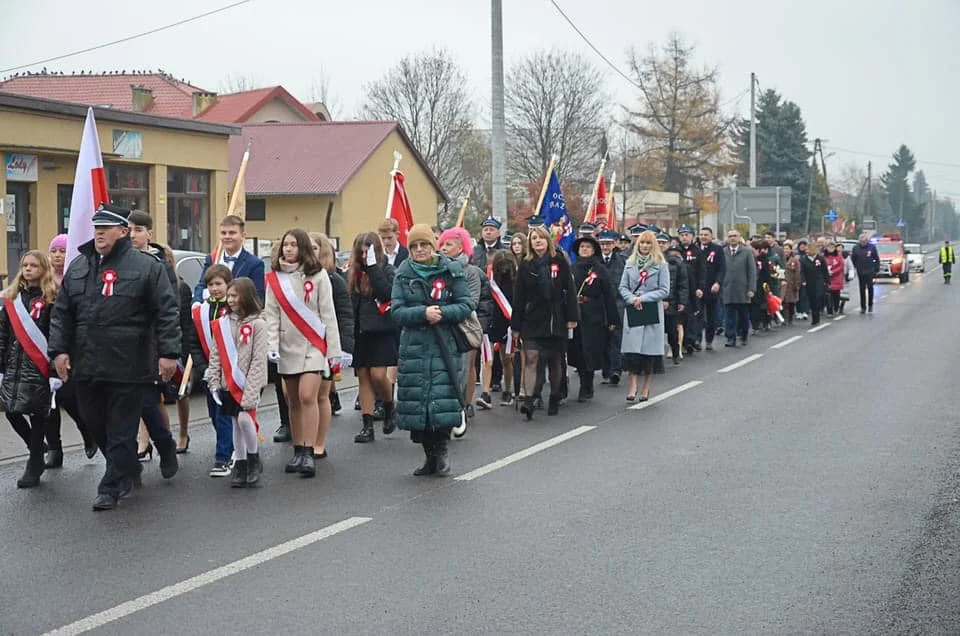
[246,198,266,221]
[106,164,149,213]
[167,168,210,251]
[57,184,73,234]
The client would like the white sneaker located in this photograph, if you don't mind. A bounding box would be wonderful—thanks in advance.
[209,462,231,477]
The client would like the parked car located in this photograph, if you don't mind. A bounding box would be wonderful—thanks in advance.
[874,239,909,283]
[903,243,925,272]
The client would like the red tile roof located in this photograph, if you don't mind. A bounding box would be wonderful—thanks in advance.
[196,86,320,123]
[230,122,445,199]
[0,73,202,118]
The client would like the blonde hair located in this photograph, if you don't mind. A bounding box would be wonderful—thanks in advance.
[627,231,665,267]
[3,250,58,304]
[524,227,557,261]
[308,231,336,272]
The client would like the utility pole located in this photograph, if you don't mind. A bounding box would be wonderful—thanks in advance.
[749,72,757,188]
[805,138,820,235]
[866,161,872,225]
[490,0,507,229]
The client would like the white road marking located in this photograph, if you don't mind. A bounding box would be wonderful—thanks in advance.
[717,353,763,373]
[629,380,703,410]
[44,517,373,636]
[808,323,832,333]
[833,315,847,322]
[770,335,803,349]
[456,425,596,481]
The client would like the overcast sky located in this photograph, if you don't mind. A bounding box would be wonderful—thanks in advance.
[3,0,958,197]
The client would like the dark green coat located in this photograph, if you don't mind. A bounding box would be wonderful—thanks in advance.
[391,256,474,432]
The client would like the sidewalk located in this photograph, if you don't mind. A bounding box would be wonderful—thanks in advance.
[0,376,359,463]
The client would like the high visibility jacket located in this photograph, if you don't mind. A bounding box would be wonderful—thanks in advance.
[940,245,955,264]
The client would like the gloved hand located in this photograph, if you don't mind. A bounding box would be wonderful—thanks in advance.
[49,377,63,392]
[211,391,223,407]
[267,351,280,363]
[365,244,377,266]
[340,352,354,368]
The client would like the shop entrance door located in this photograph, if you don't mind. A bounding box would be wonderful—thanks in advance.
[5,182,30,280]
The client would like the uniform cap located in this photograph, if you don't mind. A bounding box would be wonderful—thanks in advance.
[92,204,130,227]
[481,216,502,229]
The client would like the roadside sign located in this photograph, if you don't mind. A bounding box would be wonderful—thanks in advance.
[896,218,905,227]
[824,209,838,222]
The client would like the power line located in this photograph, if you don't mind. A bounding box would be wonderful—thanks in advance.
[831,146,960,170]
[0,0,253,74]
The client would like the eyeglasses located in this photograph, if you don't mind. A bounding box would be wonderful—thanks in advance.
[410,242,432,251]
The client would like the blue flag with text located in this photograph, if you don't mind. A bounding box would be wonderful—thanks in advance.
[537,168,574,257]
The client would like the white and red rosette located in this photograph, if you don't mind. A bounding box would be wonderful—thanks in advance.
[219,306,228,317]
[550,263,559,279]
[303,280,314,303]
[101,270,118,297]
[586,271,598,286]
[239,324,253,345]
[639,269,649,285]
[430,279,446,300]
[30,299,44,320]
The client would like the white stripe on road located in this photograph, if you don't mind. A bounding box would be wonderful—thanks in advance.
[717,354,763,373]
[770,335,803,350]
[44,517,373,636]
[629,380,703,410]
[808,323,832,333]
[456,426,596,481]
[833,315,847,322]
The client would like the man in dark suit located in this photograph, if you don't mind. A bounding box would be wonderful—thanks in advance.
[193,215,265,302]
[598,229,626,385]
[470,216,506,271]
[378,218,409,268]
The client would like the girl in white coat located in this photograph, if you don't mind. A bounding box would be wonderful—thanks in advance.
[265,229,341,478]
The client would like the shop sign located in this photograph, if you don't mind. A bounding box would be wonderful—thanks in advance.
[5,154,38,182]
[113,130,143,159]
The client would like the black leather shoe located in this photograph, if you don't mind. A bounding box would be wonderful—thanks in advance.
[16,460,44,488]
[330,391,342,416]
[519,398,535,421]
[44,446,64,469]
[230,460,248,488]
[273,425,292,443]
[413,444,436,476]
[84,441,98,459]
[382,401,397,435]
[354,415,375,443]
[92,494,118,511]
[285,446,305,473]
[547,396,561,416]
[156,438,179,479]
[299,452,316,478]
[246,453,262,486]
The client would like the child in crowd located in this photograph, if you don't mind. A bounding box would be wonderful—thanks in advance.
[191,264,235,477]
[204,278,268,488]
[0,251,60,488]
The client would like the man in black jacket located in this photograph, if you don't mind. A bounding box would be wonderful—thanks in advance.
[696,227,726,349]
[470,216,506,272]
[49,205,181,511]
[678,225,702,354]
[850,233,880,313]
[598,230,625,384]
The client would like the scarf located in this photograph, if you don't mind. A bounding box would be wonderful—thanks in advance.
[635,253,655,273]
[278,260,300,273]
[408,256,443,279]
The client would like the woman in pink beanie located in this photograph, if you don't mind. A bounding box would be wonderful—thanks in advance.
[48,234,68,284]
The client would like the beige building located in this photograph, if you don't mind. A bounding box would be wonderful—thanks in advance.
[0,92,237,278]
[233,122,446,252]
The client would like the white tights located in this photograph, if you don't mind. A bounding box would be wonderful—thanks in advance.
[231,411,259,459]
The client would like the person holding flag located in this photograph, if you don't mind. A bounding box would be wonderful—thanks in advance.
[49,205,181,511]
[0,251,60,488]
[538,160,575,258]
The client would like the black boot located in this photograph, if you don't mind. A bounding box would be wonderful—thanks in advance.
[547,395,561,416]
[83,435,98,459]
[273,424,292,443]
[577,372,594,402]
[155,437,179,479]
[245,453,262,486]
[285,446,305,473]
[299,449,316,478]
[44,442,64,469]
[330,391,342,415]
[354,415,375,443]
[382,401,397,435]
[230,460,248,488]
[413,442,436,476]
[519,396,535,421]
[434,439,450,476]
[17,456,44,489]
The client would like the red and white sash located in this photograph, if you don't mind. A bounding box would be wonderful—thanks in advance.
[265,271,328,356]
[487,274,514,355]
[2,296,49,379]
[210,317,258,430]
[192,301,227,360]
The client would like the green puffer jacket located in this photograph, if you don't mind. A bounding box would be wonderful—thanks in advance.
[391,256,475,432]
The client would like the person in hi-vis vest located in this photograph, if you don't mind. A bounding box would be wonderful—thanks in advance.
[940,240,955,284]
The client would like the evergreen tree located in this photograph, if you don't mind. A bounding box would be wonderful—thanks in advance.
[880,145,924,239]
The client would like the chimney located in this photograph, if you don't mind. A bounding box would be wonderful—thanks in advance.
[192,91,218,116]
[130,85,154,112]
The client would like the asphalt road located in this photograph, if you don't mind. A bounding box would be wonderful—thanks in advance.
[2,250,958,635]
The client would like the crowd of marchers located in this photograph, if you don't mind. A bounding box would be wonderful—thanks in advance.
[2,205,898,511]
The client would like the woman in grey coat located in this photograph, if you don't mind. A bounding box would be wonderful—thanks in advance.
[619,230,670,402]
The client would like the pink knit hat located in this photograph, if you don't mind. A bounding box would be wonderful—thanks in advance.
[438,227,474,258]
[49,234,68,252]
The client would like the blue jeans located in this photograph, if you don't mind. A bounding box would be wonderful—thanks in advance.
[205,383,234,463]
[723,303,751,342]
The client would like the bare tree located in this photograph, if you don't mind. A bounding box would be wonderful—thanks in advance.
[626,34,734,195]
[361,49,475,199]
[505,50,608,184]
[307,66,343,120]
[219,73,265,94]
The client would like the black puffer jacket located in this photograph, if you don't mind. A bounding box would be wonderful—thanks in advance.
[351,261,396,335]
[0,286,54,415]
[512,254,579,340]
[330,269,355,355]
[664,253,691,316]
[48,236,181,384]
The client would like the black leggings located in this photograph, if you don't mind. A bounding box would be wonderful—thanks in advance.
[665,314,680,359]
[523,345,564,400]
[7,412,50,462]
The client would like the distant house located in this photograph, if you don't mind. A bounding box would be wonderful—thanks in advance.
[233,122,446,251]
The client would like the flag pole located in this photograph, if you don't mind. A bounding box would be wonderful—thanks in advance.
[533,154,558,215]
[454,195,471,228]
[385,150,402,219]
[584,155,608,223]
[606,170,617,228]
[227,140,251,217]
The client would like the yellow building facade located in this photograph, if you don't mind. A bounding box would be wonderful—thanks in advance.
[0,92,237,278]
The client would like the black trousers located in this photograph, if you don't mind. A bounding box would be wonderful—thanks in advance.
[602,310,623,378]
[697,297,721,344]
[269,361,289,427]
[45,379,92,449]
[665,314,680,359]
[857,274,875,309]
[943,263,952,279]
[808,290,824,324]
[76,382,147,498]
[7,412,48,463]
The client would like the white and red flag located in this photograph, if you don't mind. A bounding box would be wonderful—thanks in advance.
[385,152,414,246]
[592,175,609,229]
[66,108,109,268]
